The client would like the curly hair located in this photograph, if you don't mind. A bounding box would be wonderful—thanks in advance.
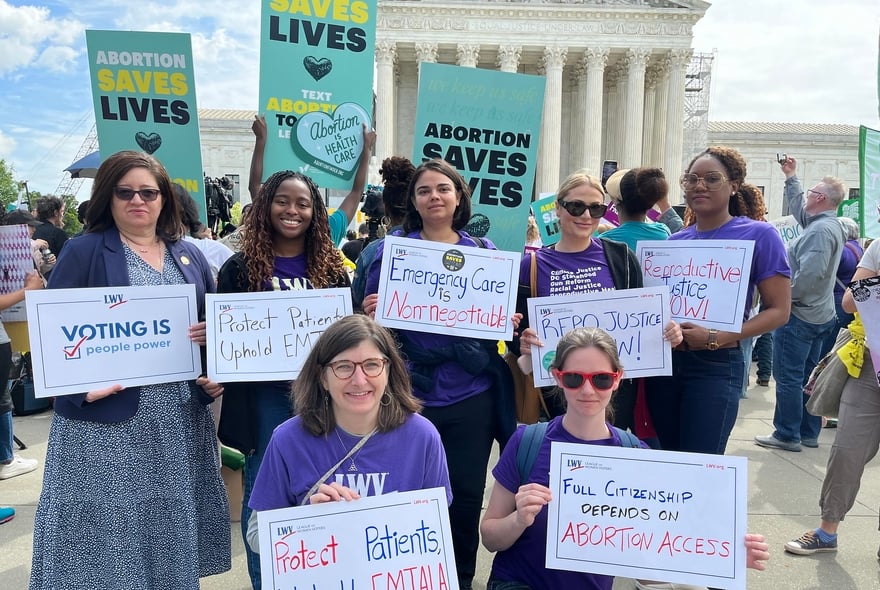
[379,156,416,227]
[682,146,754,227]
[403,159,472,233]
[239,170,346,291]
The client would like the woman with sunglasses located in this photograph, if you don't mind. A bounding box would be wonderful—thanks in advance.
[513,170,681,425]
[482,327,770,590]
[361,158,518,590]
[645,146,791,455]
[216,166,359,589]
[244,314,451,551]
[30,150,231,589]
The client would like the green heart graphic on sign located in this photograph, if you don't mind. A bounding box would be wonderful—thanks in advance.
[291,103,370,181]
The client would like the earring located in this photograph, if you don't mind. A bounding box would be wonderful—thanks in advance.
[380,392,391,407]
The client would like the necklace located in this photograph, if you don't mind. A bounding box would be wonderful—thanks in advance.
[335,429,364,472]
[120,233,159,254]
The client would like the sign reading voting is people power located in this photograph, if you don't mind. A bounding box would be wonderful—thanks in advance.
[25,285,200,398]
[636,240,754,333]
[258,487,458,590]
[547,443,748,590]
[527,287,672,387]
[205,289,352,382]
[376,236,519,341]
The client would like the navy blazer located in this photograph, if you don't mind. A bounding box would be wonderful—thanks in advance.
[47,228,215,423]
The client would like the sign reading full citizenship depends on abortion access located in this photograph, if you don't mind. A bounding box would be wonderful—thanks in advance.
[25,285,201,397]
[375,236,519,341]
[636,240,755,333]
[258,488,458,590]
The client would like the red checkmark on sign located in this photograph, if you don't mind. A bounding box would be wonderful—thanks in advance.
[63,335,89,359]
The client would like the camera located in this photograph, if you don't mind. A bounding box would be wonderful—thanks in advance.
[776,153,788,165]
[360,185,384,244]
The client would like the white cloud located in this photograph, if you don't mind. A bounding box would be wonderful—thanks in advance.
[0,128,18,158]
[0,1,84,77]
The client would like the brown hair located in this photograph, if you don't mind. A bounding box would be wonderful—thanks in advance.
[617,168,668,216]
[86,150,183,240]
[403,159,472,233]
[379,156,416,227]
[682,146,752,226]
[548,327,623,420]
[293,315,421,435]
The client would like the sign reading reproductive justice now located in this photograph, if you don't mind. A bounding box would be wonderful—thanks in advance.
[636,240,755,332]
[205,289,352,382]
[375,236,519,340]
[527,287,672,387]
[547,443,748,589]
[25,285,200,398]
[258,487,458,590]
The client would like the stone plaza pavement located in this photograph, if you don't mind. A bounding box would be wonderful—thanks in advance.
[3,373,880,589]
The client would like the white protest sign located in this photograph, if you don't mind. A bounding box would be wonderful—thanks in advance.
[547,442,748,589]
[258,487,458,590]
[25,285,200,397]
[526,287,672,386]
[376,235,519,340]
[0,224,37,322]
[850,276,880,385]
[637,240,754,332]
[770,215,803,245]
[206,289,352,382]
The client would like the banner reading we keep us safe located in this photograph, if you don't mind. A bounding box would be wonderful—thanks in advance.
[259,0,376,188]
[85,30,206,222]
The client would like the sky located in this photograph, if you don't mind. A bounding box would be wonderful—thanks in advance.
[0,0,878,199]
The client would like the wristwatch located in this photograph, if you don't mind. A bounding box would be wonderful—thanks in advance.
[707,329,720,351]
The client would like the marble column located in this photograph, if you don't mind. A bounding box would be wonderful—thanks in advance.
[582,48,609,176]
[569,61,587,172]
[650,60,669,169]
[415,42,438,76]
[622,48,651,168]
[456,44,480,68]
[536,46,568,194]
[641,67,657,168]
[375,41,397,161]
[496,45,522,73]
[664,49,693,180]
[613,63,627,163]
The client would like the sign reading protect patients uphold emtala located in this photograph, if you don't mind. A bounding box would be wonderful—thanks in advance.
[25,285,201,398]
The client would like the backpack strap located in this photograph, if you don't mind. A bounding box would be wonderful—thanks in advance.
[516,422,549,486]
[473,236,486,249]
[612,426,641,448]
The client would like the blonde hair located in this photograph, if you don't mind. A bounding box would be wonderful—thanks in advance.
[556,170,605,201]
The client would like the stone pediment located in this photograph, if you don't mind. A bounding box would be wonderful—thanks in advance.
[417,0,710,8]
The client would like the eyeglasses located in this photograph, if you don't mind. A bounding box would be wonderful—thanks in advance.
[553,369,619,390]
[807,189,827,199]
[679,172,728,191]
[557,199,608,219]
[325,358,388,379]
[115,187,161,202]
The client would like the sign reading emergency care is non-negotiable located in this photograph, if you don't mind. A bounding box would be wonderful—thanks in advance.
[376,236,519,341]
[25,285,200,398]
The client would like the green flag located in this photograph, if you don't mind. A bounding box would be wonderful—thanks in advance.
[859,125,880,238]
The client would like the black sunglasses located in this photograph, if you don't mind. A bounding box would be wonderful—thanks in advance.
[557,199,608,219]
[553,369,619,390]
[114,187,161,202]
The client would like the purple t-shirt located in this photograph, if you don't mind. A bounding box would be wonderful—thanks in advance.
[249,413,452,510]
[520,238,616,297]
[669,217,790,323]
[263,253,313,291]
[490,417,646,590]
[365,231,494,406]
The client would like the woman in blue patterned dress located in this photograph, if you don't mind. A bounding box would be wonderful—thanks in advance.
[29,151,231,590]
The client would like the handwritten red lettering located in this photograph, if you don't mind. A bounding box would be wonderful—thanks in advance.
[273,534,339,575]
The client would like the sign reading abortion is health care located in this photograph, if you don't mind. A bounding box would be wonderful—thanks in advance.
[636,240,754,333]
[412,62,545,254]
[205,289,352,382]
[547,443,748,589]
[85,30,207,221]
[527,287,672,387]
[851,276,880,385]
[259,0,376,189]
[376,236,519,341]
[25,285,200,398]
[258,487,458,590]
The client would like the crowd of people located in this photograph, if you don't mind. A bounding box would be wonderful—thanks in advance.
[0,126,876,590]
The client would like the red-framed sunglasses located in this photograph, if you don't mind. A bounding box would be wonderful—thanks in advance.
[552,369,619,390]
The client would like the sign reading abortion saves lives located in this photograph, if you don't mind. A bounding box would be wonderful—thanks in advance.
[547,443,748,589]
[258,487,458,590]
[527,287,672,387]
[376,236,519,341]
[25,285,200,398]
[205,289,352,382]
[636,240,754,333]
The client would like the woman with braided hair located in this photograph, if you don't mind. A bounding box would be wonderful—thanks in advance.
[216,169,351,590]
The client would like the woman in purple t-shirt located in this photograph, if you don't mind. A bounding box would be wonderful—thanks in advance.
[645,146,791,455]
[216,169,351,588]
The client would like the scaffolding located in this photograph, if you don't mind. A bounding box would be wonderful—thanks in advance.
[55,125,99,198]
[681,51,715,170]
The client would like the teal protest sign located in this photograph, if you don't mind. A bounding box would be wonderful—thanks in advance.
[412,62,545,254]
[85,30,206,221]
[531,193,560,247]
[859,125,880,238]
[259,0,376,189]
